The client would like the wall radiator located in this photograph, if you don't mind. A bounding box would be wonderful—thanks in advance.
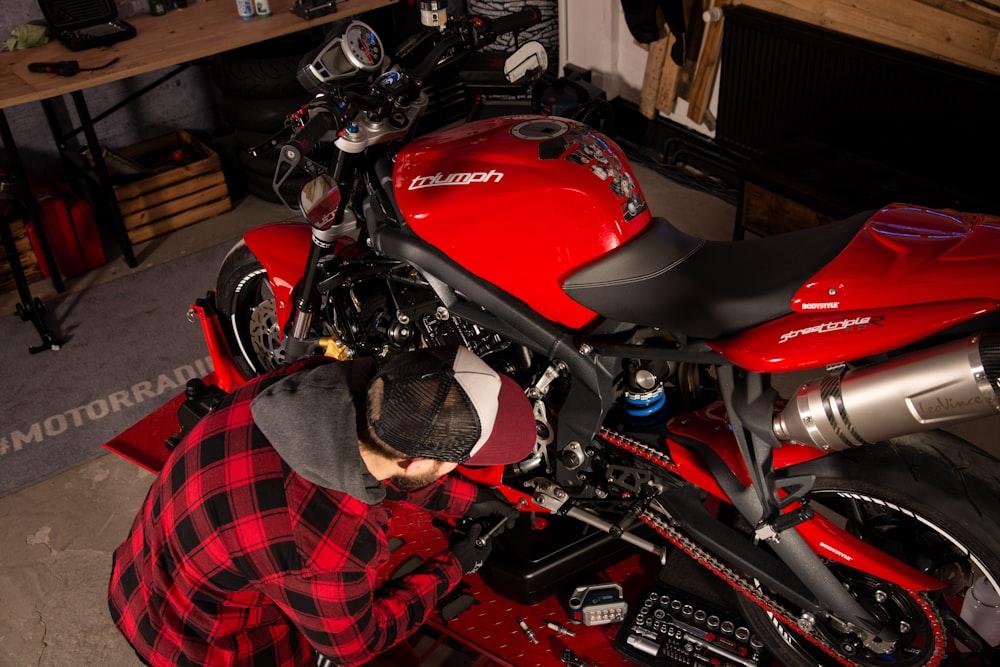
[715,6,1000,206]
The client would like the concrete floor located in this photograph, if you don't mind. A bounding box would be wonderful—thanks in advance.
[0,163,995,666]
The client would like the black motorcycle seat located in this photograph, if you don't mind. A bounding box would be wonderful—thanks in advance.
[562,211,869,339]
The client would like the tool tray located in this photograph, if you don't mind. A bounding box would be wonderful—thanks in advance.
[38,0,136,51]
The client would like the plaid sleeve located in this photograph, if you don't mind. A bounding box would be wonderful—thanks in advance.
[385,473,478,517]
[265,551,462,665]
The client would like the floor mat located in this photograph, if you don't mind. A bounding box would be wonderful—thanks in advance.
[0,239,235,497]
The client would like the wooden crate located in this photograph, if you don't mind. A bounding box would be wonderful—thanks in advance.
[0,218,43,295]
[113,131,231,244]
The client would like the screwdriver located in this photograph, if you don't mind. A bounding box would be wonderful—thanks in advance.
[28,57,119,77]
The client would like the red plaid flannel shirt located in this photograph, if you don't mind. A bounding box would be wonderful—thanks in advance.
[108,362,478,666]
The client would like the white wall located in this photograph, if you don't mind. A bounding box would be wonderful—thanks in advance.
[558,0,719,137]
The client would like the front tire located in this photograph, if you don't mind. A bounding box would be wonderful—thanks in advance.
[216,241,285,379]
[737,431,1000,666]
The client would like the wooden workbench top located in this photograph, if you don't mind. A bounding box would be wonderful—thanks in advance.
[0,0,395,110]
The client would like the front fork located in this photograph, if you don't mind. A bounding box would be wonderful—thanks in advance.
[283,236,327,363]
[283,153,356,363]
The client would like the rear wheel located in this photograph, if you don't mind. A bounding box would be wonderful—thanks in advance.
[215,241,285,379]
[736,431,1000,666]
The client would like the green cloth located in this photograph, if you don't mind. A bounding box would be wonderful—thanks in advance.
[3,23,49,51]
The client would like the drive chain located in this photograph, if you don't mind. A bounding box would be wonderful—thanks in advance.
[598,427,946,667]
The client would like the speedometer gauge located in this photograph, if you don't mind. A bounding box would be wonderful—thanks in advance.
[342,22,384,71]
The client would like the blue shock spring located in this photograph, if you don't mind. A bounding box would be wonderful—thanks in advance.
[624,386,666,418]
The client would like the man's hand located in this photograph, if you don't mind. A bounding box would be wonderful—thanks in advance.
[466,486,519,529]
[450,523,492,574]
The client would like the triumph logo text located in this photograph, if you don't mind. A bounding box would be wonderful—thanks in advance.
[408,170,504,190]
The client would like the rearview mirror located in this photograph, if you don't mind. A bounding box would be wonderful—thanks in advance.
[299,173,358,237]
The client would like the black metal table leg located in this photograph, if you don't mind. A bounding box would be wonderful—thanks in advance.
[0,110,64,353]
[0,205,63,353]
[70,90,137,267]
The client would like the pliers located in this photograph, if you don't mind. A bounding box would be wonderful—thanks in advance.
[560,648,593,666]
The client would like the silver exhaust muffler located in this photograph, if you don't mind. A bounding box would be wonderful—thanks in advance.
[774,333,1000,451]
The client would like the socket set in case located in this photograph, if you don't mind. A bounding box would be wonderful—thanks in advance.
[614,582,771,667]
[568,583,628,626]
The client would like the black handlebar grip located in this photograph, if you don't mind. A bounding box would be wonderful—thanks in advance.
[283,110,335,162]
[491,6,541,35]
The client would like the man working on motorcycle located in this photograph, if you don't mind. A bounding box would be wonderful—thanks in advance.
[107,345,536,667]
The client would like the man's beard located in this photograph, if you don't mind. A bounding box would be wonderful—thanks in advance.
[390,461,447,490]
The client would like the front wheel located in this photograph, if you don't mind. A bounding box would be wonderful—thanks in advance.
[737,431,1000,666]
[215,241,286,379]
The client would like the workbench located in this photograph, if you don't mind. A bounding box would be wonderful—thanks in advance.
[0,0,394,351]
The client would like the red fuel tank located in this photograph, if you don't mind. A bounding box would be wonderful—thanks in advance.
[393,116,652,329]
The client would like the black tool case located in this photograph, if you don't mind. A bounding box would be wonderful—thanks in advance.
[38,0,136,52]
[478,513,648,606]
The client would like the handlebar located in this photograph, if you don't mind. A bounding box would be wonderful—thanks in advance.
[282,109,336,164]
[411,5,541,81]
[490,6,541,37]
[276,5,542,186]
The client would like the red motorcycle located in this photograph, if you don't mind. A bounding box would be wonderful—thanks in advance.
[196,7,1000,666]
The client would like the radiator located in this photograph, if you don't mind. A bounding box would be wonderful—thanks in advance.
[715,6,1000,204]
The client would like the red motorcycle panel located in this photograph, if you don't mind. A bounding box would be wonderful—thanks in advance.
[714,205,1000,371]
[668,402,944,591]
[713,300,998,372]
[393,116,653,329]
[245,222,314,330]
[793,204,1000,313]
[245,223,366,331]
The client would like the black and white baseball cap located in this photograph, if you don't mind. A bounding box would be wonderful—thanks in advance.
[367,345,536,466]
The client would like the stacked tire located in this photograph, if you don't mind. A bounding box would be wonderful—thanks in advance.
[210,34,320,204]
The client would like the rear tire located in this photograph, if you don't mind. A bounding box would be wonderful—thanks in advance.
[736,431,1000,666]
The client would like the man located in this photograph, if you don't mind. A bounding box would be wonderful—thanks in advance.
[108,345,536,666]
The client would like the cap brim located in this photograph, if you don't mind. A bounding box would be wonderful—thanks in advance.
[461,375,536,467]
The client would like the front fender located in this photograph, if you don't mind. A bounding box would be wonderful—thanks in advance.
[244,221,312,331]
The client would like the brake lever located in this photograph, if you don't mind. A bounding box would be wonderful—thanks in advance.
[248,126,294,159]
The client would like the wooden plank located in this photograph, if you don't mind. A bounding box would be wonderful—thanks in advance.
[127,198,234,244]
[656,33,682,114]
[909,0,1000,30]
[0,220,42,294]
[114,156,221,201]
[0,265,43,295]
[736,0,1000,75]
[0,220,36,260]
[640,36,671,118]
[112,130,223,201]
[117,131,194,160]
[687,0,729,125]
[122,184,231,229]
[118,171,226,216]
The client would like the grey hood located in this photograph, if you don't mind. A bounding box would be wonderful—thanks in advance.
[250,359,386,504]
